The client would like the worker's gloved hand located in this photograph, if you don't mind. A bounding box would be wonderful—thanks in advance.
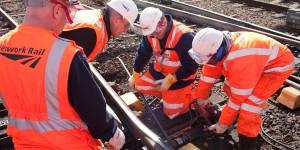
[196,98,209,108]
[160,74,177,91]
[128,70,141,89]
[208,122,228,134]
[107,127,125,150]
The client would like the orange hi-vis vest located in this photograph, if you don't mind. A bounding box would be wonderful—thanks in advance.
[147,21,196,80]
[0,25,102,149]
[64,9,108,61]
[195,32,294,125]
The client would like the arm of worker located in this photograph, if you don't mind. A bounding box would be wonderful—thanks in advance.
[60,28,97,59]
[193,62,223,100]
[133,36,153,73]
[68,52,117,141]
[174,32,199,80]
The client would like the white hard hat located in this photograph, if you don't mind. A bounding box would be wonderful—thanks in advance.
[107,0,138,26]
[139,7,163,35]
[188,28,223,64]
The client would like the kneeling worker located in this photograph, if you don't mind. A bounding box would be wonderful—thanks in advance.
[128,7,199,119]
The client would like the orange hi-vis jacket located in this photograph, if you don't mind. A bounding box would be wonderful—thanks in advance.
[147,21,197,81]
[0,25,102,149]
[195,32,294,126]
[64,9,108,61]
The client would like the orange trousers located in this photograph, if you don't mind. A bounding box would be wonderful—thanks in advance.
[135,71,195,119]
[234,69,293,137]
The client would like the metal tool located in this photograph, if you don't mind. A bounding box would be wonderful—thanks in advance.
[116,57,173,144]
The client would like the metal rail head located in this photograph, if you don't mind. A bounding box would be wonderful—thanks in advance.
[89,63,173,150]
[0,8,18,29]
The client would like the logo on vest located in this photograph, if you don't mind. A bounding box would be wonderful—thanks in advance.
[0,45,45,69]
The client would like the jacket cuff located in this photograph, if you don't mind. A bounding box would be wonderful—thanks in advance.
[218,105,239,126]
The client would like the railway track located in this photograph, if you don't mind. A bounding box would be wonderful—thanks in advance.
[229,0,299,14]
[0,8,17,36]
[1,0,300,149]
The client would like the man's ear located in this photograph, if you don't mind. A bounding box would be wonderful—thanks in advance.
[53,4,62,19]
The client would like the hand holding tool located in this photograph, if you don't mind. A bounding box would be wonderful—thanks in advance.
[106,127,125,149]
[208,122,228,134]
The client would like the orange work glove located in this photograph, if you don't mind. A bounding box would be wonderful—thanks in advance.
[128,70,141,89]
[160,74,177,91]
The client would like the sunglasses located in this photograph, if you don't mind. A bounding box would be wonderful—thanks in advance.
[50,0,77,24]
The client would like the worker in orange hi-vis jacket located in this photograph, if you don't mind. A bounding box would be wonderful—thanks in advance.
[0,0,125,149]
[189,28,294,150]
[60,0,138,61]
[128,7,199,119]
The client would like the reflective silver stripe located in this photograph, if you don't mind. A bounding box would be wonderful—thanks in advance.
[230,86,254,96]
[264,61,295,73]
[163,101,184,109]
[267,43,279,63]
[73,10,100,23]
[154,79,164,85]
[224,78,229,86]
[167,111,181,119]
[240,103,262,114]
[96,20,105,54]
[200,75,217,83]
[9,117,79,132]
[224,78,254,95]
[152,38,158,53]
[227,99,240,111]
[156,57,181,67]
[141,76,156,84]
[249,94,267,105]
[46,39,69,118]
[81,122,88,130]
[135,85,156,91]
[9,39,80,132]
[223,47,274,70]
[73,18,99,23]
[168,25,185,48]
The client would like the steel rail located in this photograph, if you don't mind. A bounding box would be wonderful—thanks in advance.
[134,0,300,49]
[171,0,300,42]
[231,0,289,14]
[0,8,18,29]
[284,79,300,89]
[116,57,174,144]
[89,63,174,150]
